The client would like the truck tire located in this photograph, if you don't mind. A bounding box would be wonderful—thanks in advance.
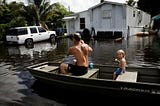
[25,39,33,48]
[50,35,56,43]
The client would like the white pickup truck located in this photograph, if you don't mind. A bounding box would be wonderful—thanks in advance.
[6,26,57,47]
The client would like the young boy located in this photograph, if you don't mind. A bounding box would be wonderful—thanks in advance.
[113,49,126,80]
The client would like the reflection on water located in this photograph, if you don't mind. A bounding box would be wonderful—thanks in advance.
[126,35,160,67]
[82,35,160,68]
[144,36,160,63]
[0,35,160,105]
[7,42,57,58]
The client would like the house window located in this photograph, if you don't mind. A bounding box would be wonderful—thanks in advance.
[102,10,111,18]
[137,11,142,25]
[133,11,135,17]
[80,18,85,29]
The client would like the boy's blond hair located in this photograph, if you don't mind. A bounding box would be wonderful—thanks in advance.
[117,49,125,57]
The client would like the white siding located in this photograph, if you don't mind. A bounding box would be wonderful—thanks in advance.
[64,2,151,38]
[101,4,112,29]
[114,5,126,29]
[65,20,76,35]
[93,8,101,29]
[91,3,126,35]
[126,6,151,36]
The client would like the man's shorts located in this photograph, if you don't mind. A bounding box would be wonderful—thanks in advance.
[68,64,88,76]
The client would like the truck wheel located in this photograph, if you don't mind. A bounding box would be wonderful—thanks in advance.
[50,35,56,43]
[25,39,33,48]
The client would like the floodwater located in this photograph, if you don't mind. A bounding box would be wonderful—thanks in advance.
[0,35,160,105]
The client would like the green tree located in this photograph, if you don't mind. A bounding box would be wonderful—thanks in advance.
[23,0,52,29]
[47,2,71,30]
[0,2,26,40]
[0,0,71,41]
[23,0,70,30]
[137,0,160,17]
[137,0,160,29]
[0,2,26,26]
[7,2,26,26]
[100,0,105,3]
[126,0,136,6]
[0,0,6,5]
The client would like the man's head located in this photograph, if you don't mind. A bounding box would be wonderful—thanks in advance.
[73,33,81,41]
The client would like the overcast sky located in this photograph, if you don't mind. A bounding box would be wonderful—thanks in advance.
[7,0,128,12]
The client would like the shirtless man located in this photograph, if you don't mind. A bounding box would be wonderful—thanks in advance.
[60,32,93,75]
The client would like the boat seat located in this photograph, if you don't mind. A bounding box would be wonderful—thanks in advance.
[79,68,99,78]
[33,65,59,72]
[116,71,138,82]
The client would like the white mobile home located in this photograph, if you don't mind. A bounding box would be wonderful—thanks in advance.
[63,1,151,38]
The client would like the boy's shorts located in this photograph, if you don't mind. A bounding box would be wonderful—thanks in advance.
[115,67,126,75]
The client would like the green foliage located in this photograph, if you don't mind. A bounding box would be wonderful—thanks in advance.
[0,0,72,41]
[137,0,160,17]
[0,2,26,41]
[0,5,11,23]
[47,2,71,29]
[0,24,8,41]
[23,0,71,30]
[137,0,160,29]
[126,0,136,6]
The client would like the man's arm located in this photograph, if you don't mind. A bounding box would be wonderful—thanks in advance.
[81,40,92,52]
[88,46,93,52]
[81,44,93,55]
[68,47,74,55]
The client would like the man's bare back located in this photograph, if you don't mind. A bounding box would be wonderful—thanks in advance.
[60,33,93,75]
[69,41,92,67]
